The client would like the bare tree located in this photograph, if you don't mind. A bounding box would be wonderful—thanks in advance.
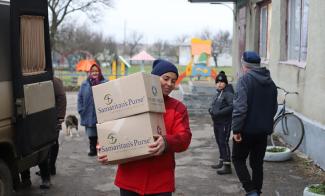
[125,31,144,58]
[164,43,179,64]
[175,34,189,45]
[211,30,231,67]
[150,39,169,58]
[196,29,232,54]
[48,0,113,49]
[55,22,117,68]
[199,28,214,40]
[213,30,231,54]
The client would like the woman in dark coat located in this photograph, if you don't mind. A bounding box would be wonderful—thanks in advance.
[78,63,107,156]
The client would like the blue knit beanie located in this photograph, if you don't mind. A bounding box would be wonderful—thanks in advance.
[151,59,179,78]
[241,51,261,67]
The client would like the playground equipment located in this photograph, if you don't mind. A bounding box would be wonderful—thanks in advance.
[109,55,131,81]
[75,59,97,72]
[176,38,217,85]
[72,55,130,85]
[130,50,156,72]
[59,49,93,70]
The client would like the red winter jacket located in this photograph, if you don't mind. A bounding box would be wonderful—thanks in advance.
[114,96,192,195]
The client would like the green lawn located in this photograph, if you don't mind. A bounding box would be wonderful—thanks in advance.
[54,64,234,86]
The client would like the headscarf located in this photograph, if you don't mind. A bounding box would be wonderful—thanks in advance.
[88,64,104,86]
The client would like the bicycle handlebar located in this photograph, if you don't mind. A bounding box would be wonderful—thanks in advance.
[276,86,299,95]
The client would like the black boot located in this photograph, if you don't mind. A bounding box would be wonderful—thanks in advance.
[20,170,32,189]
[88,136,97,156]
[217,162,232,175]
[211,159,223,169]
[40,178,51,189]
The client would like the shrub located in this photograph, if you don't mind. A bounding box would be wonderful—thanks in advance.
[266,147,286,153]
[308,184,325,195]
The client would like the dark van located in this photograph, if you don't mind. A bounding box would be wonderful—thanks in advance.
[0,0,57,195]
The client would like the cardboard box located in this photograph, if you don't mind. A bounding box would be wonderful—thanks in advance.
[97,112,166,164]
[93,72,165,123]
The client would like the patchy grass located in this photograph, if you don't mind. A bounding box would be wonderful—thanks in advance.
[293,153,325,185]
[54,65,234,87]
[308,184,325,195]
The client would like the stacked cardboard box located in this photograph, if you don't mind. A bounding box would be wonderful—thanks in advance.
[92,72,166,164]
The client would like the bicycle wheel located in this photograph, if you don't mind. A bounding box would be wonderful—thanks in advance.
[271,113,305,152]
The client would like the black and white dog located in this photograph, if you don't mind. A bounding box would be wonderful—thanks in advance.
[65,115,79,137]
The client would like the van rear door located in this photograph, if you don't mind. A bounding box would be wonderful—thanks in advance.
[10,0,57,156]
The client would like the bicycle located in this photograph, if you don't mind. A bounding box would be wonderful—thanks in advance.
[270,86,305,152]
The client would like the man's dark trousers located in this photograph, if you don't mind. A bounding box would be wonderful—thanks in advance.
[39,155,50,181]
[232,133,268,194]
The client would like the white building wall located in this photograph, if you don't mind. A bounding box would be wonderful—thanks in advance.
[233,0,325,169]
[267,0,325,125]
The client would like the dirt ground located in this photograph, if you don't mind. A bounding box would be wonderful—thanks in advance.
[13,92,325,196]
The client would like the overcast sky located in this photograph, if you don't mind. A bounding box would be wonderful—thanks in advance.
[4,0,233,44]
[87,0,234,44]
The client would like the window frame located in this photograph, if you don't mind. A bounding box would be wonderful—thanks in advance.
[258,1,272,62]
[286,0,309,63]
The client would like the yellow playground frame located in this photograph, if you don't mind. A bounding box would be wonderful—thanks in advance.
[109,55,131,81]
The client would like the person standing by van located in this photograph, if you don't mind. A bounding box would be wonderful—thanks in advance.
[98,59,192,196]
[20,76,67,189]
[78,63,107,156]
[50,76,67,175]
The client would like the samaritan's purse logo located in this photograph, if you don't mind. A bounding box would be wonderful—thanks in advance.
[151,86,158,96]
[104,93,113,105]
[107,133,117,144]
[157,125,162,135]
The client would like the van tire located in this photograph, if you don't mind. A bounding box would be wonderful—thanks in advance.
[0,159,13,196]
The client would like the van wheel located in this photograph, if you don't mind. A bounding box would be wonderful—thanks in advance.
[0,159,13,196]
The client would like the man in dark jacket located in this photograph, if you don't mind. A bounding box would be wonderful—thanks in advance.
[50,77,67,175]
[20,77,67,189]
[231,51,277,196]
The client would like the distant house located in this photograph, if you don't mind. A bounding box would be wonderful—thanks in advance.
[179,44,191,66]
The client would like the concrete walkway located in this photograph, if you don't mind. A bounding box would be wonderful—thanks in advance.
[14,92,324,196]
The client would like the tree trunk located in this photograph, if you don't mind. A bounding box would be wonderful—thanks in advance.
[50,14,58,50]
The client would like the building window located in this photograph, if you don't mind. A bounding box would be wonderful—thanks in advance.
[259,2,272,60]
[287,0,309,62]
